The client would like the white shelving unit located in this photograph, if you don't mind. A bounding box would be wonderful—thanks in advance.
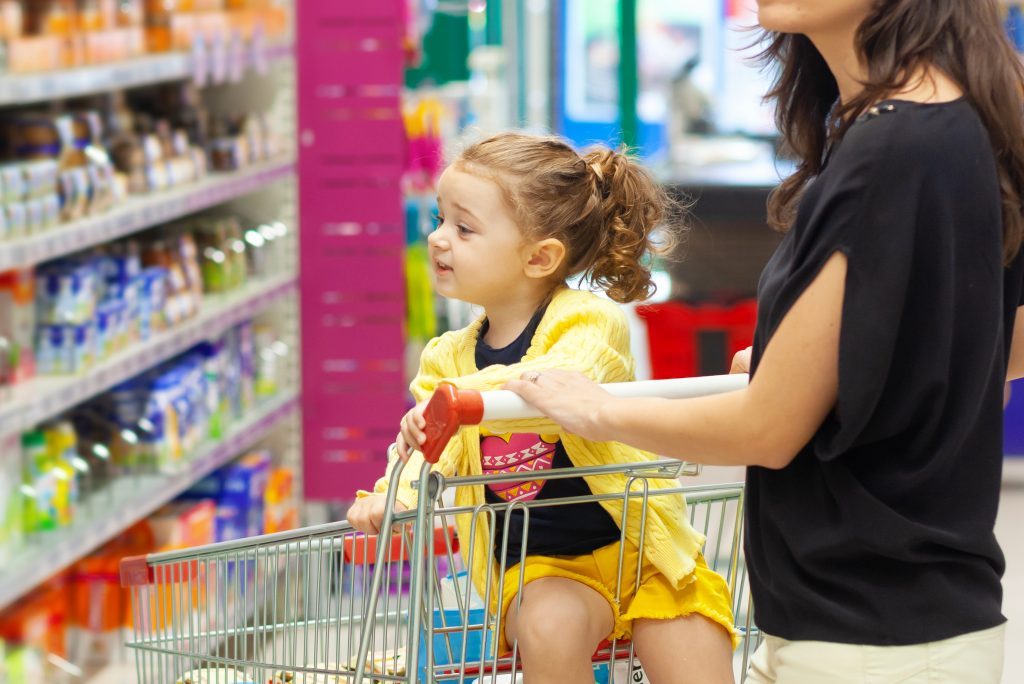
[0,158,295,271]
[0,390,299,611]
[0,42,293,106]
[0,8,302,644]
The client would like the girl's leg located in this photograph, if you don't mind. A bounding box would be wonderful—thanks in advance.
[631,614,735,684]
[504,576,614,684]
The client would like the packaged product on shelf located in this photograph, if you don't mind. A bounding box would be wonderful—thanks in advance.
[0,1,24,41]
[263,466,296,535]
[68,548,128,669]
[0,268,36,384]
[43,420,81,526]
[147,498,216,550]
[142,367,183,472]
[180,451,269,543]
[115,0,142,27]
[253,322,282,397]
[106,377,146,473]
[68,409,114,499]
[195,214,248,293]
[21,429,59,534]
[0,164,25,202]
[226,449,270,537]
[35,261,97,325]
[23,196,42,233]
[225,321,256,417]
[0,432,23,565]
[0,578,71,679]
[3,645,47,684]
[21,159,59,198]
[137,265,167,340]
[4,201,26,238]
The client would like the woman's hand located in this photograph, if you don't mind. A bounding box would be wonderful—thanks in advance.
[347,494,408,535]
[396,402,428,462]
[503,369,617,442]
[731,346,752,374]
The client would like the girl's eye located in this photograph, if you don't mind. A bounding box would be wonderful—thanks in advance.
[457,224,473,236]
[431,213,443,229]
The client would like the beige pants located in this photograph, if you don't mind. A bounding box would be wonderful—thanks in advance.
[745,624,1005,684]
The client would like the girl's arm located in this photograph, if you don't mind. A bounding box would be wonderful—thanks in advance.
[506,252,847,470]
[1009,306,1024,382]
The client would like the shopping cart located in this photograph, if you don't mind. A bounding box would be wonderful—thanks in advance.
[120,375,761,684]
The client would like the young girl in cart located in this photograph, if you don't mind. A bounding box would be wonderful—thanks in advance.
[347,132,737,684]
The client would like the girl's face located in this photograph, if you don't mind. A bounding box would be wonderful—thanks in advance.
[428,167,537,308]
[756,0,872,36]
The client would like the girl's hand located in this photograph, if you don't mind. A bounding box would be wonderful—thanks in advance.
[503,370,616,442]
[396,402,428,462]
[347,494,408,535]
[731,346,752,374]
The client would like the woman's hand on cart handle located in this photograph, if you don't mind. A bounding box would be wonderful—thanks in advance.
[347,494,408,535]
[396,402,428,462]
[503,369,616,443]
[731,346,752,375]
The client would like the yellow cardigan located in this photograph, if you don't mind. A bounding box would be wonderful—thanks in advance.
[363,288,707,605]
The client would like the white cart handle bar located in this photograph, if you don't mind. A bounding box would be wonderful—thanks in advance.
[419,373,749,464]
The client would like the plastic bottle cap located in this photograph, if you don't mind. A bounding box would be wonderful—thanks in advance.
[21,431,45,449]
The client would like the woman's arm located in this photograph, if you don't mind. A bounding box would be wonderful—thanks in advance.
[505,252,847,470]
[1008,306,1024,382]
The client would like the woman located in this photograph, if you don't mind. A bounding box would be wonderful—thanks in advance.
[497,1,1024,681]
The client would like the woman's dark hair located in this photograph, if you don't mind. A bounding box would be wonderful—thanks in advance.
[761,0,1024,264]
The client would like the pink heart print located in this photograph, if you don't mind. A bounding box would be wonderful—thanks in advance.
[480,433,558,502]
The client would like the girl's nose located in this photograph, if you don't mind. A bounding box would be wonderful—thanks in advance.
[427,229,449,250]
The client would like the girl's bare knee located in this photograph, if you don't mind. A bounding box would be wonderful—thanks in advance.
[510,579,612,660]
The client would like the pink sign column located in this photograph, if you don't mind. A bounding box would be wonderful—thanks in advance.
[298,1,408,500]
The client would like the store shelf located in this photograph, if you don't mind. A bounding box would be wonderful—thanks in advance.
[0,158,295,272]
[0,273,296,438]
[0,42,294,106]
[0,389,299,612]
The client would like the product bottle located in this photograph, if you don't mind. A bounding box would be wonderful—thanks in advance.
[21,431,55,534]
[45,421,81,527]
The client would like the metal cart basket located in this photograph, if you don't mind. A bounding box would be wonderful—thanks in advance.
[120,376,760,683]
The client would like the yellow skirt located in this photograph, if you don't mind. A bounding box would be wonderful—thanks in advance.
[497,542,738,654]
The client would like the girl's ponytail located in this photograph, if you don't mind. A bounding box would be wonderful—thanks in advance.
[578,147,675,303]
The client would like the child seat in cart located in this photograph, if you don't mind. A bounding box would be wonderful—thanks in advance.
[120,376,761,683]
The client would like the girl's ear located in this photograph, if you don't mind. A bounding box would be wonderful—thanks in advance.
[523,238,567,279]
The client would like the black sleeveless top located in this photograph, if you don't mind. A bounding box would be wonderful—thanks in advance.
[747,98,1024,645]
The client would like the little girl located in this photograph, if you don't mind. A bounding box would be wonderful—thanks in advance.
[347,133,737,684]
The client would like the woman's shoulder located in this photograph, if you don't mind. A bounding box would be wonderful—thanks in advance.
[837,98,990,178]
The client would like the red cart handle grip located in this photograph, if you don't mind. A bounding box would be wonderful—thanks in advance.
[420,383,483,464]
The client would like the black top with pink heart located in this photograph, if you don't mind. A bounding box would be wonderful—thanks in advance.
[476,306,621,567]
